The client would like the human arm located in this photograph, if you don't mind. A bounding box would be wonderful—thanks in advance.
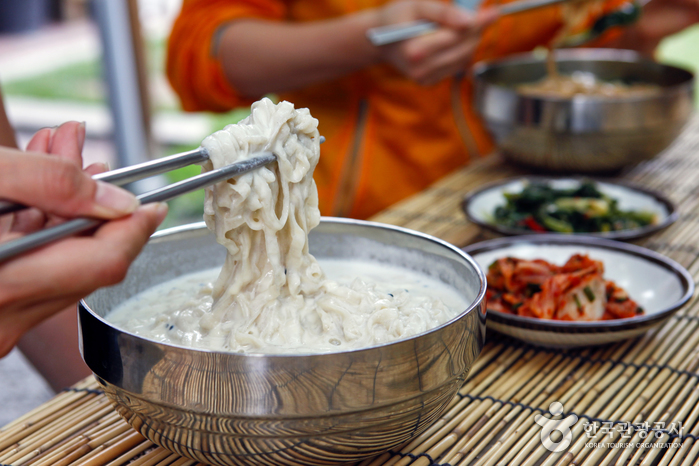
[167,0,498,110]
[603,0,699,55]
[217,2,498,94]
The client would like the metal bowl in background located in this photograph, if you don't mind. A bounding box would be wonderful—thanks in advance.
[79,218,487,466]
[473,48,694,173]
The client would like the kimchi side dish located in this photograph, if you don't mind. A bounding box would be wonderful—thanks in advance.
[485,254,643,321]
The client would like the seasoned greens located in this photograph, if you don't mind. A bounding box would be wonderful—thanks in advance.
[493,181,657,233]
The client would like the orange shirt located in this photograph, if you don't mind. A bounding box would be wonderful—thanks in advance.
[167,0,624,219]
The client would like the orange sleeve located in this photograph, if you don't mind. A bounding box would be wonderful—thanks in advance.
[166,0,286,112]
[474,0,629,62]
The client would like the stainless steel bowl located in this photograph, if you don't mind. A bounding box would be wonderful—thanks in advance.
[473,48,694,172]
[79,218,486,466]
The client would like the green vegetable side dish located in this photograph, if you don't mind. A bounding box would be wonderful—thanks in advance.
[493,181,658,234]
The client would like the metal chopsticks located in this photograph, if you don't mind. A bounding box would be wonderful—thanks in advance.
[0,136,324,263]
[0,136,325,217]
[0,152,274,263]
[366,0,576,46]
[0,147,209,216]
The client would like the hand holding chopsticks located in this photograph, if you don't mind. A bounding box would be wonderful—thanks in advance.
[366,0,578,46]
[0,147,208,216]
[0,135,324,263]
[0,122,170,354]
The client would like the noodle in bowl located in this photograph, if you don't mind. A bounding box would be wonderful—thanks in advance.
[473,48,694,172]
[106,98,466,355]
[79,219,486,466]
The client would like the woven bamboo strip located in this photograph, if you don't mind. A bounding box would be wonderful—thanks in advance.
[29,413,124,466]
[0,382,95,433]
[122,448,170,466]
[667,396,699,465]
[2,404,115,465]
[0,393,102,451]
[577,352,696,465]
[464,346,616,461]
[443,353,569,466]
[0,398,112,464]
[560,323,691,464]
[470,352,601,466]
[69,430,146,466]
[8,408,117,465]
[378,348,535,466]
[4,396,112,454]
[32,437,95,466]
[473,346,623,465]
[608,349,699,466]
[485,327,675,465]
[102,441,154,466]
[403,351,553,466]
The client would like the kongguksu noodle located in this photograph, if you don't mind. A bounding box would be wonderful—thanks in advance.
[518,0,660,99]
[107,98,461,354]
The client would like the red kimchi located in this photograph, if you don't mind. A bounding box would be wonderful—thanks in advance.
[485,254,643,321]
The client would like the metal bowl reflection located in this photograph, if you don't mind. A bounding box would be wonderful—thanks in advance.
[473,48,694,172]
[79,218,486,466]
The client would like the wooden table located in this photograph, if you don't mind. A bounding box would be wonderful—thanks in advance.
[3,118,699,466]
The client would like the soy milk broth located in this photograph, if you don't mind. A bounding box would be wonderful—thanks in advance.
[107,98,466,354]
[107,259,467,354]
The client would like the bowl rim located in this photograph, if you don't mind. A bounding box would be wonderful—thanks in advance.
[473,48,694,105]
[81,217,488,358]
[463,234,694,333]
[462,176,679,241]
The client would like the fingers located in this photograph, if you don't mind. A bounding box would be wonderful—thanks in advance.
[58,203,168,290]
[412,1,474,29]
[0,203,167,337]
[0,150,140,219]
[0,230,21,243]
[26,127,53,153]
[378,1,497,85]
[92,203,169,276]
[49,121,85,166]
[476,7,500,29]
[405,6,497,63]
[26,122,86,167]
[403,28,461,63]
[84,162,109,176]
[415,35,483,85]
[9,208,47,235]
[410,1,498,29]
[400,26,485,84]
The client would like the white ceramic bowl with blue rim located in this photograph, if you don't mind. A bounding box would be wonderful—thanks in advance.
[463,235,694,348]
[463,177,678,241]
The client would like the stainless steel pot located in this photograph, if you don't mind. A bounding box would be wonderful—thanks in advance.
[473,48,694,172]
[79,218,486,466]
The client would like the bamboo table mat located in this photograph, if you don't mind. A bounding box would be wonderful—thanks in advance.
[4,118,699,466]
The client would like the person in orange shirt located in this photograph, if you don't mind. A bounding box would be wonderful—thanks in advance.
[167,0,699,220]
